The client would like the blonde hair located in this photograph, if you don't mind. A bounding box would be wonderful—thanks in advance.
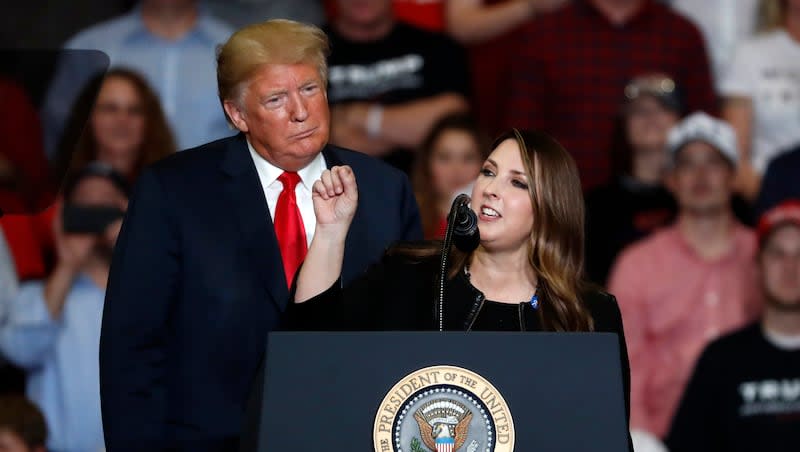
[757,0,787,32]
[216,19,330,121]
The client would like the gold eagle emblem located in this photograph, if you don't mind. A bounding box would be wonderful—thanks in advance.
[413,399,473,451]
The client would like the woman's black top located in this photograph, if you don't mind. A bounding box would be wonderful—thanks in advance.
[285,245,631,430]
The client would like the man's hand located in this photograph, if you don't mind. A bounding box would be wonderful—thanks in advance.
[335,103,370,130]
[312,166,358,238]
[330,104,393,156]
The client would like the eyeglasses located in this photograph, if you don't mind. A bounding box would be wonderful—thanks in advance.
[94,102,145,116]
[625,75,676,101]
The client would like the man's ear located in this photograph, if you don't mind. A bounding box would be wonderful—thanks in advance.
[223,100,249,133]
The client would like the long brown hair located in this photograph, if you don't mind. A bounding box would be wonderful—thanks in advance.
[412,113,490,239]
[512,129,593,331]
[396,129,594,331]
[58,67,176,181]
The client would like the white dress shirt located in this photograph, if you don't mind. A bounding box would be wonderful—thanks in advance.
[247,139,326,247]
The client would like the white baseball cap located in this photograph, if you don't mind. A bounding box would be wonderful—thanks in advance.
[666,112,738,167]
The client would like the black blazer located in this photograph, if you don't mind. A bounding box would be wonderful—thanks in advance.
[287,245,631,430]
[99,134,422,451]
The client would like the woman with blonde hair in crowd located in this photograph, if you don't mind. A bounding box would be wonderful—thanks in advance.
[721,0,800,201]
[412,112,489,239]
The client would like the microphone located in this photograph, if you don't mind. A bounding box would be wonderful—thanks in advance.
[435,194,481,330]
[449,194,480,252]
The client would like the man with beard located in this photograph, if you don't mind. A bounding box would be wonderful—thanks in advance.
[609,112,761,441]
[0,162,128,452]
[667,200,800,452]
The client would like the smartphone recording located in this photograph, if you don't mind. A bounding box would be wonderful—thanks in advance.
[62,204,124,234]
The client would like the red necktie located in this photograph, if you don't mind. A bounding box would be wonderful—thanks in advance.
[274,171,307,287]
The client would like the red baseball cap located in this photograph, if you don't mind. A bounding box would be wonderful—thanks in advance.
[757,200,800,246]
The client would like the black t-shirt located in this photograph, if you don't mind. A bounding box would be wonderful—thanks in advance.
[666,323,800,452]
[584,177,676,285]
[324,22,470,172]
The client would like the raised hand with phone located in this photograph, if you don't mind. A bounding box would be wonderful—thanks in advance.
[44,163,128,319]
[0,161,128,452]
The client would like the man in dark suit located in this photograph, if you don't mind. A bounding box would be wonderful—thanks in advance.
[98,20,422,451]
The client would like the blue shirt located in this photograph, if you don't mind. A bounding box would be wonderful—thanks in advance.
[0,275,105,452]
[41,4,235,157]
[0,230,18,367]
[204,0,324,29]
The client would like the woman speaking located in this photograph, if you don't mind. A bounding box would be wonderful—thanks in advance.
[289,129,630,420]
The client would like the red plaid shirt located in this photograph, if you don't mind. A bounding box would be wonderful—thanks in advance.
[504,0,717,190]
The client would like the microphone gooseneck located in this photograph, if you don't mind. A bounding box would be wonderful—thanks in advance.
[436,194,480,331]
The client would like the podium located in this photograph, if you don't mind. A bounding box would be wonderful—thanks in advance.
[246,332,628,451]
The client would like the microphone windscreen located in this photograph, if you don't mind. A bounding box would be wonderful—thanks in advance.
[453,203,480,252]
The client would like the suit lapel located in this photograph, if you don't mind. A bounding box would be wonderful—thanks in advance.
[221,134,289,311]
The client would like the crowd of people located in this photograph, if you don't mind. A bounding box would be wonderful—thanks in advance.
[0,0,799,451]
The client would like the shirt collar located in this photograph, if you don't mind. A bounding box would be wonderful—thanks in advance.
[576,0,655,28]
[246,138,327,190]
[667,221,753,264]
[122,3,220,45]
[762,325,800,351]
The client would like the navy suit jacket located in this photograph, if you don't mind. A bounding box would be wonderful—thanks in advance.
[99,134,422,451]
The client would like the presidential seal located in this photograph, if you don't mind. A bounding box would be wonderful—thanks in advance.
[374,365,514,452]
